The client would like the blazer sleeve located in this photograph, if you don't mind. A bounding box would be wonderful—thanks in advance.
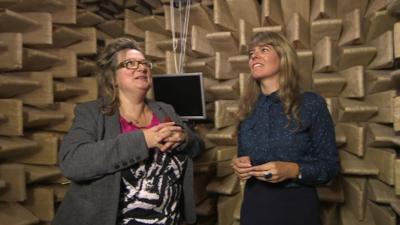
[58,102,149,182]
[160,103,204,158]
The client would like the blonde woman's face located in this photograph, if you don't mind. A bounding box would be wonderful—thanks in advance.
[248,45,280,80]
[115,49,152,94]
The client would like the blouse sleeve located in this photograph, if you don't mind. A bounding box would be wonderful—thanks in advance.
[296,95,340,185]
[237,122,246,157]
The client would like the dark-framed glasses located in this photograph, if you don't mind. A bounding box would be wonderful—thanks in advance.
[115,59,153,70]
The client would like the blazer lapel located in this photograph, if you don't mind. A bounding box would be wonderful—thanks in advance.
[147,100,167,122]
[104,108,121,139]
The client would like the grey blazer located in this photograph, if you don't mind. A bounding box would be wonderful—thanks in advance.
[53,98,203,225]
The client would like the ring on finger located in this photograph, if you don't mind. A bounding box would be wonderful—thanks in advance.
[264,172,272,179]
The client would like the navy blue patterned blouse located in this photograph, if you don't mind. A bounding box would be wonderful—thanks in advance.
[238,91,339,187]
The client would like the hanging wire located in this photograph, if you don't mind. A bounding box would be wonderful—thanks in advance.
[170,0,191,74]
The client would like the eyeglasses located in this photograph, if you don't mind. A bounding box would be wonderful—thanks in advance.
[115,59,153,70]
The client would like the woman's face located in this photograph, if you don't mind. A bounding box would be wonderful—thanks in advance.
[248,44,281,80]
[115,49,152,94]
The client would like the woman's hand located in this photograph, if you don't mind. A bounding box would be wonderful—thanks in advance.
[249,161,299,183]
[160,128,187,151]
[231,156,253,180]
[142,122,186,152]
[142,122,175,149]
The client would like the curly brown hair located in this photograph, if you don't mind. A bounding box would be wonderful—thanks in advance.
[96,37,142,115]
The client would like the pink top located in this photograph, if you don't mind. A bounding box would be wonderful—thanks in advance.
[119,112,160,133]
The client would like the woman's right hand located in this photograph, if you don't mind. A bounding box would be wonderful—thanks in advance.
[231,156,253,180]
[142,122,183,151]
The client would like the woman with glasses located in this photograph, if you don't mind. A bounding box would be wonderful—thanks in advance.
[53,37,204,225]
[231,32,339,225]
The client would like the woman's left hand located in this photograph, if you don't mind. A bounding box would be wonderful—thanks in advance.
[159,128,187,152]
[249,161,299,183]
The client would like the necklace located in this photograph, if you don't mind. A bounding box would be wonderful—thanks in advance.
[130,112,146,125]
[121,105,148,127]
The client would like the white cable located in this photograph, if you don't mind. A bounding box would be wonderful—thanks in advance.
[169,0,190,74]
[180,0,191,73]
[170,0,180,73]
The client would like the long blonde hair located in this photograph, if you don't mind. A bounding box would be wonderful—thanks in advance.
[238,32,301,128]
[96,37,142,115]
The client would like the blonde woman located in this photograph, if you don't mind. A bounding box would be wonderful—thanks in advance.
[232,32,339,225]
[53,38,203,225]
